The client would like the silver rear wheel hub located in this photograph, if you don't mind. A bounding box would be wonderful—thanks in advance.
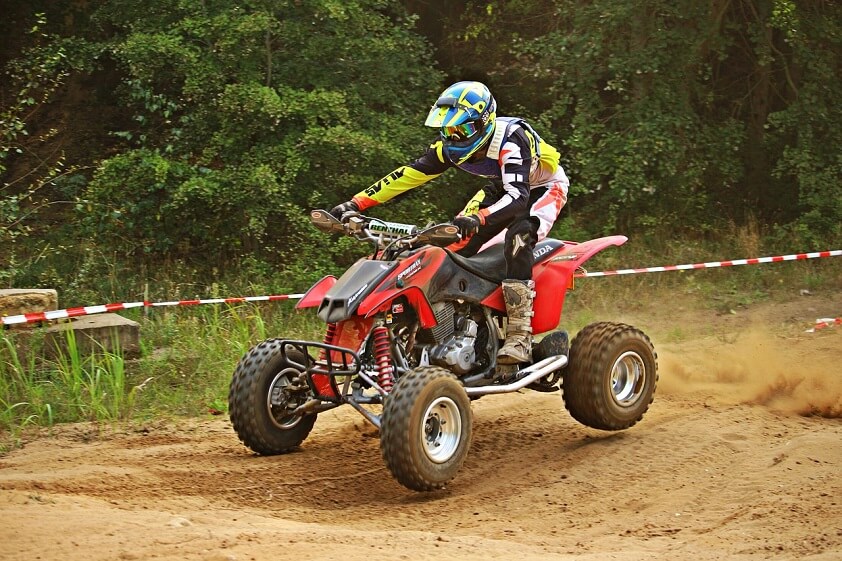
[611,351,646,407]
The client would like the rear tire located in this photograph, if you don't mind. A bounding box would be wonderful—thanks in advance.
[563,322,657,430]
[380,367,472,491]
[229,339,317,454]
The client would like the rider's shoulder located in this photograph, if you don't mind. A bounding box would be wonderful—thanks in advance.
[425,139,453,166]
[497,117,532,140]
[487,116,533,159]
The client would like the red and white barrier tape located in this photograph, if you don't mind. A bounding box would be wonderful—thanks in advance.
[2,248,839,326]
[575,249,842,277]
[805,318,841,333]
[0,294,303,326]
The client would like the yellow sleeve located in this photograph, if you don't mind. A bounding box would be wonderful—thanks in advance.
[537,139,560,175]
[458,189,487,217]
[352,165,443,210]
[350,142,451,210]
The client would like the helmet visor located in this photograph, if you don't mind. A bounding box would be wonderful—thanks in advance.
[441,121,479,141]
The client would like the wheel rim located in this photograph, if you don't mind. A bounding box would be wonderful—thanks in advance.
[610,351,646,407]
[421,396,462,464]
[267,368,303,429]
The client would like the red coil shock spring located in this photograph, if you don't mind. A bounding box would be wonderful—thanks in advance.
[372,326,395,393]
[319,322,339,361]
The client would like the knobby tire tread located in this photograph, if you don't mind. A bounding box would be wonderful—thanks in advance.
[380,367,471,492]
[563,322,658,431]
[228,338,316,455]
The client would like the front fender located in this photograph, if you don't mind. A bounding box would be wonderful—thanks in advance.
[355,246,448,328]
[295,275,337,309]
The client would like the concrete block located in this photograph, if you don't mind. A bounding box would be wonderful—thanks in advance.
[45,313,141,358]
[0,289,58,319]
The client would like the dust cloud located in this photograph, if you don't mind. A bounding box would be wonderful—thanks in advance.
[658,328,842,418]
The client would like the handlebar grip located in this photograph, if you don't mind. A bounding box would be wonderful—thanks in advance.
[415,224,460,246]
[309,210,459,247]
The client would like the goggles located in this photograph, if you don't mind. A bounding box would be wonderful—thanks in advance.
[441,121,479,141]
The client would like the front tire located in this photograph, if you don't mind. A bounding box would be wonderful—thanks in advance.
[380,367,472,491]
[229,339,317,455]
[563,322,657,430]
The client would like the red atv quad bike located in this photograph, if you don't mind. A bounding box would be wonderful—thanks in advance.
[229,209,657,492]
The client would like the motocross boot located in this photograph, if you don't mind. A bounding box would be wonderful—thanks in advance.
[497,279,535,365]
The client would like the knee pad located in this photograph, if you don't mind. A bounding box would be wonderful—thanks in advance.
[504,217,539,280]
[504,217,539,260]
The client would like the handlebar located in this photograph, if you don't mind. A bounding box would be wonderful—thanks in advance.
[309,209,461,249]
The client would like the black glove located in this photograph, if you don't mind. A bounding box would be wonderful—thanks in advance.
[329,200,359,221]
[452,214,481,238]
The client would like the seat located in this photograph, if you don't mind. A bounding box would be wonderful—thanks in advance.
[444,239,565,284]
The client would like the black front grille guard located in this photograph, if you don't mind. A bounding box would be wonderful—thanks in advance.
[277,340,360,401]
[279,339,389,428]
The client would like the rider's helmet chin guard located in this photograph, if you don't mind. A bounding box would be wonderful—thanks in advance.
[425,81,497,165]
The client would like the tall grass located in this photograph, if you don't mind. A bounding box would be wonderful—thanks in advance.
[0,329,135,450]
[1,334,53,451]
[133,302,323,418]
[0,302,324,451]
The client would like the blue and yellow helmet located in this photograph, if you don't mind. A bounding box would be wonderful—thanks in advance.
[424,81,497,165]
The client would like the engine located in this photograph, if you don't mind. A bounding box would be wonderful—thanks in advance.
[425,303,481,374]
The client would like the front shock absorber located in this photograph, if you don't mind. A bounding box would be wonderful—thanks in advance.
[372,326,395,393]
[319,322,339,361]
[313,323,339,398]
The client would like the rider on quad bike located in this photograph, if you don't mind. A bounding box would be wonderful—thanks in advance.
[227,82,658,493]
[330,81,570,366]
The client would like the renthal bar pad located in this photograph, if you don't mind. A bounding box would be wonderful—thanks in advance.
[367,219,417,238]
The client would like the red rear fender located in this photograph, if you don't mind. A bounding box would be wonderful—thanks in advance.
[559,235,628,264]
[482,235,628,334]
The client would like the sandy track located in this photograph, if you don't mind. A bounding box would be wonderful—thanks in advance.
[1,297,840,561]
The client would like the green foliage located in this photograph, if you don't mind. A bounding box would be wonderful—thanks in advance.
[1,13,67,175]
[2,0,842,444]
[442,0,841,243]
[1,13,90,281]
[764,2,842,246]
[0,4,840,333]
[74,0,442,282]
